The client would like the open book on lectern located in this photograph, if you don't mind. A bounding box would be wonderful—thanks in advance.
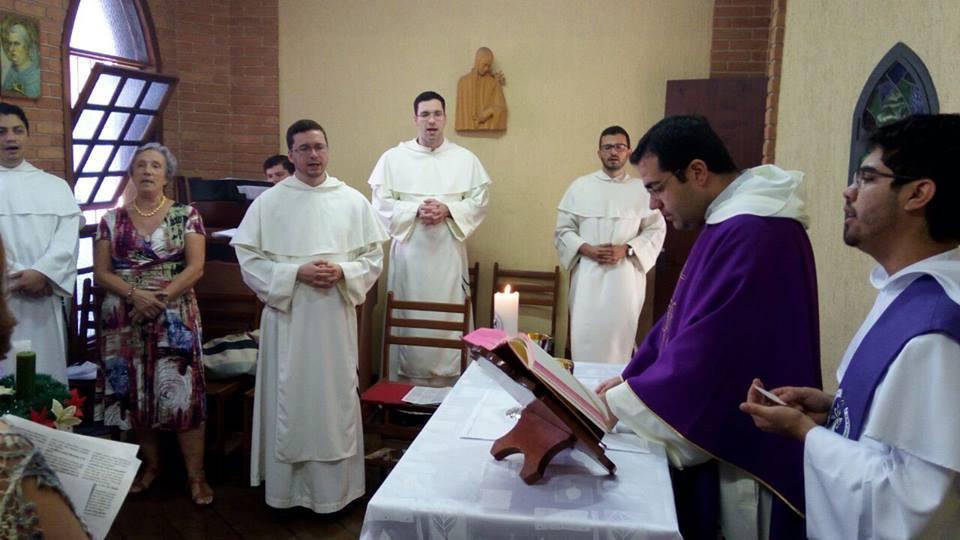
[464,328,615,434]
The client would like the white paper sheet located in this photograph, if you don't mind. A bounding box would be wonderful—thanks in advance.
[3,414,141,540]
[402,385,452,405]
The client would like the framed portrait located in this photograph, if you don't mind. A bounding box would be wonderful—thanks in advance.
[0,13,41,99]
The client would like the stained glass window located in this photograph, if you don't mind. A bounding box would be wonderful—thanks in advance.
[849,43,938,183]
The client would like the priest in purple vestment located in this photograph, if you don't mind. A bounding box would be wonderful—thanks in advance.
[595,115,821,540]
[741,114,960,539]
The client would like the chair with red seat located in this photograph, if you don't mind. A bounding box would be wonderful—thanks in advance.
[360,291,471,441]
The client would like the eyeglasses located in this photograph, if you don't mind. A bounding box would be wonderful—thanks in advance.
[294,144,328,155]
[645,169,684,195]
[851,166,923,189]
[600,143,629,153]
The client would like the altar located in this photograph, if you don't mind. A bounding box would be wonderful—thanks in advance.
[360,361,681,539]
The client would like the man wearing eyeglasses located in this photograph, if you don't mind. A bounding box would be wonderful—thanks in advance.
[741,114,960,538]
[594,115,821,539]
[368,91,491,380]
[233,119,387,513]
[555,125,665,364]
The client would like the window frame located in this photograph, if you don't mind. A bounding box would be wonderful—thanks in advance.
[848,42,938,184]
[61,0,163,192]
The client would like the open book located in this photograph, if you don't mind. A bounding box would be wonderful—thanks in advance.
[464,328,615,434]
[3,414,141,540]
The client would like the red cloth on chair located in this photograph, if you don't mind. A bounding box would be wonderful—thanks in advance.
[361,382,415,405]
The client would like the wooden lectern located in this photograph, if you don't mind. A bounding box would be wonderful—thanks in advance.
[467,331,616,484]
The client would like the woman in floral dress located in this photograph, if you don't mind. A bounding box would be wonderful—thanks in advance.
[93,143,213,505]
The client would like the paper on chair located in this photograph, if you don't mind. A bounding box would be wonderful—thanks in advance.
[402,386,452,405]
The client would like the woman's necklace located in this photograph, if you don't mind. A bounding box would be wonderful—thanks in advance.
[133,195,166,217]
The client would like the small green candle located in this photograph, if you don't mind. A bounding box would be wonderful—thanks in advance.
[16,351,36,400]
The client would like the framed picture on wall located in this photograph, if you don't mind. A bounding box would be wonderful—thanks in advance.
[0,13,41,99]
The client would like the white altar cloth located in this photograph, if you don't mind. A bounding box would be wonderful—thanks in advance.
[360,361,681,540]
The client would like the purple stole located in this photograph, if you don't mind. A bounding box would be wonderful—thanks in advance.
[828,275,960,440]
[622,215,821,539]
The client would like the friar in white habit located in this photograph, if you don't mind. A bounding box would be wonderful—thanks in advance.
[555,125,665,363]
[232,119,387,513]
[0,102,80,383]
[368,91,490,379]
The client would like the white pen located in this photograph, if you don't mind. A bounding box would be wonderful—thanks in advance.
[753,384,788,406]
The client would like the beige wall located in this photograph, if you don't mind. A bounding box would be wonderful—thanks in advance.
[775,0,960,390]
[279,0,713,359]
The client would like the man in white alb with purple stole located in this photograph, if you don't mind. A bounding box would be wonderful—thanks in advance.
[369,91,490,379]
[0,103,79,383]
[232,120,386,513]
[556,125,665,364]
[742,114,960,538]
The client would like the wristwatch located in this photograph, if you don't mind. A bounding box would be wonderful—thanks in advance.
[626,245,635,258]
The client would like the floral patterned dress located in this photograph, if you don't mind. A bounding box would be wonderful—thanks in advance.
[96,203,207,432]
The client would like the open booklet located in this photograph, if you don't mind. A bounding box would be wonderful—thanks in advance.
[464,328,615,434]
[3,414,141,540]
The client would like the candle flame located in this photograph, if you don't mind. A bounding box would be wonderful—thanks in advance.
[504,284,512,294]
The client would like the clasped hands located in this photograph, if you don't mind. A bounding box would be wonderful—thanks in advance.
[129,288,168,324]
[417,199,450,226]
[580,243,628,265]
[8,269,52,297]
[739,378,833,440]
[297,260,343,289]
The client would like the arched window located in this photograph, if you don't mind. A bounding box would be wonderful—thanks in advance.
[848,42,938,182]
[63,0,177,319]
[67,0,154,106]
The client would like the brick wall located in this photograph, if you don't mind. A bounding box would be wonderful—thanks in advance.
[0,0,279,183]
[710,0,772,78]
[148,0,280,180]
[762,0,786,163]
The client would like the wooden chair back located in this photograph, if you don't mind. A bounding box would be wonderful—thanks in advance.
[380,291,472,379]
[193,261,261,340]
[75,277,105,364]
[467,261,479,321]
[489,263,561,338]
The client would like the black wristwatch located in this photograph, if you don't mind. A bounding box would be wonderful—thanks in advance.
[626,245,635,257]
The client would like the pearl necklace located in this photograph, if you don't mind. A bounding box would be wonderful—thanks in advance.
[133,195,166,217]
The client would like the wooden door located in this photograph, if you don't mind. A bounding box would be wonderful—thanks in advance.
[651,77,768,321]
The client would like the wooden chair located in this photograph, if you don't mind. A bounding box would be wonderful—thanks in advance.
[69,278,105,425]
[193,261,260,468]
[489,263,562,342]
[467,261,480,321]
[360,291,471,441]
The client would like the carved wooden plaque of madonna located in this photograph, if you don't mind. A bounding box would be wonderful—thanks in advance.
[456,47,507,132]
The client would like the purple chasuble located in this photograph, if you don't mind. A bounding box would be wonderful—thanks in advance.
[828,275,960,440]
[622,215,821,534]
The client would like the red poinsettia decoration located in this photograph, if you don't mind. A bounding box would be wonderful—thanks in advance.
[30,406,56,428]
[66,388,86,418]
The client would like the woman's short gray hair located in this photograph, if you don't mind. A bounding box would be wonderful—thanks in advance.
[129,142,178,178]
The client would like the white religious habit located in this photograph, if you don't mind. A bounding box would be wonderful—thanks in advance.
[804,248,960,539]
[0,161,80,383]
[605,165,811,540]
[231,175,387,513]
[369,138,490,378]
[555,170,665,363]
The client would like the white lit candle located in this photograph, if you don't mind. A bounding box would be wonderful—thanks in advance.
[493,284,519,335]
